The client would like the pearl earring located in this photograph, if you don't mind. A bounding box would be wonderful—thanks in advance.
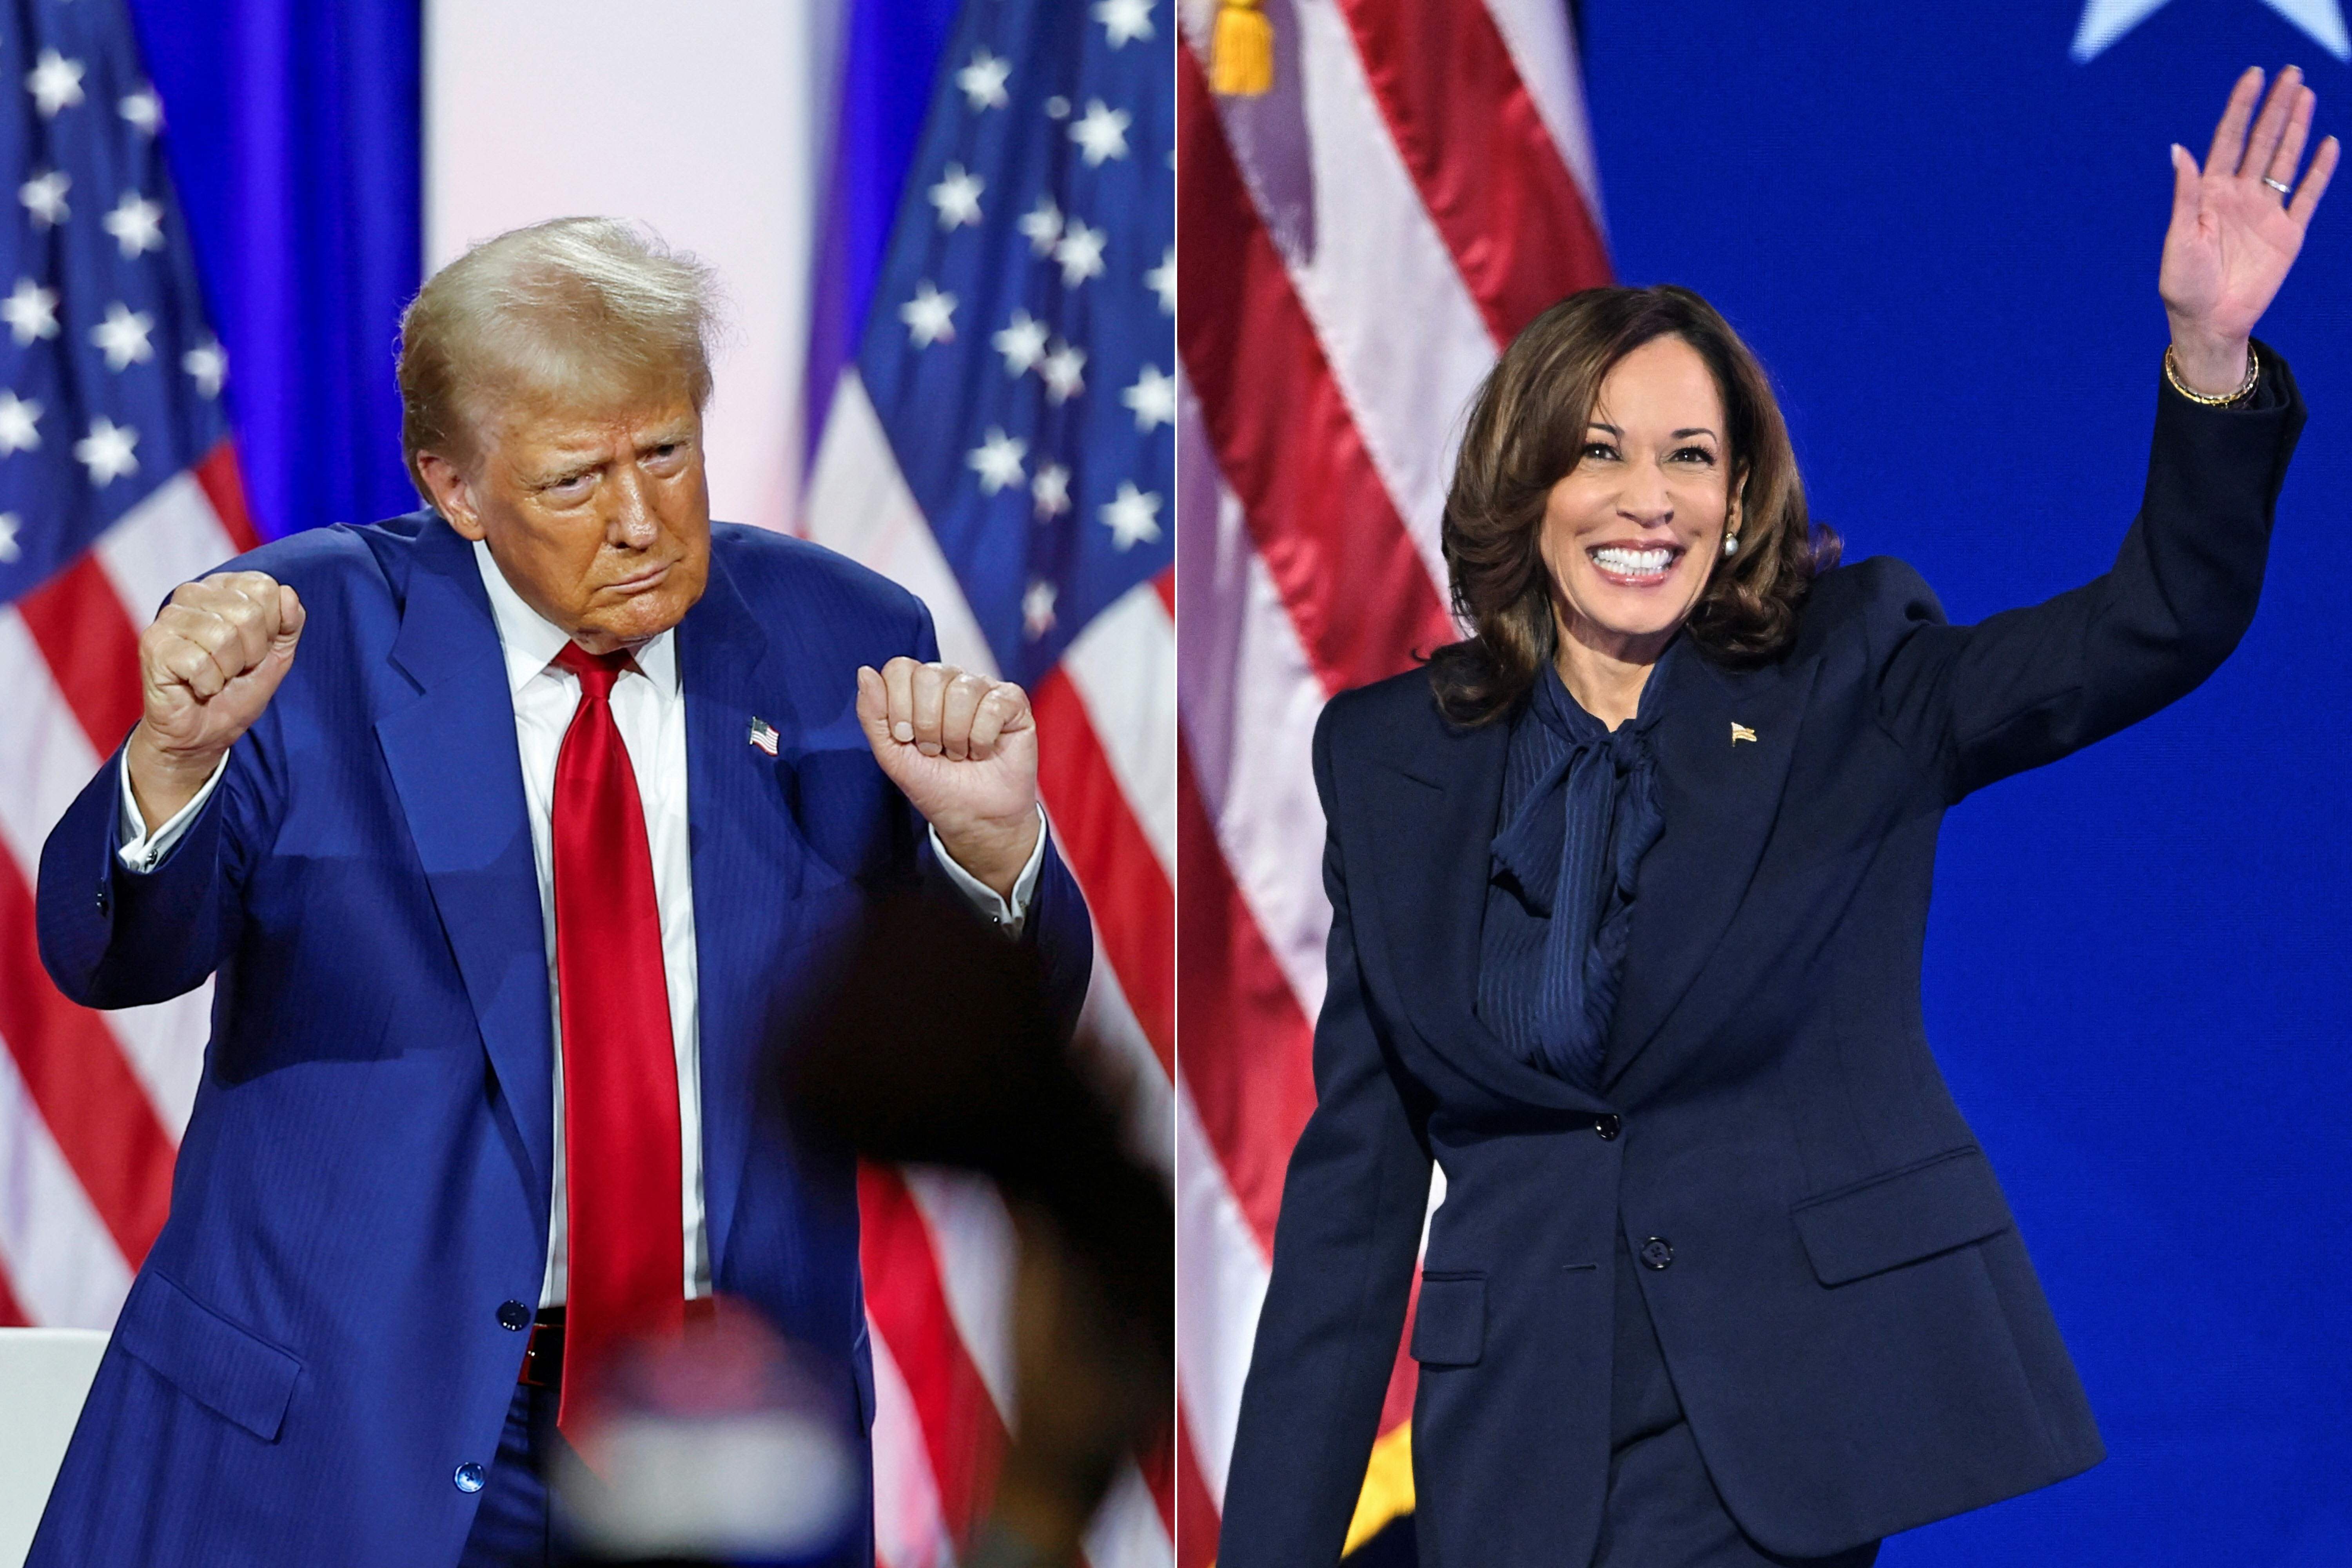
[1721,533,1739,557]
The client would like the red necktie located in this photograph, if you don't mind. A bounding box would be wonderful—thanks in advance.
[550,642,683,1436]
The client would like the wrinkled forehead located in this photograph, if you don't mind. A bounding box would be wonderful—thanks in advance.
[459,326,702,470]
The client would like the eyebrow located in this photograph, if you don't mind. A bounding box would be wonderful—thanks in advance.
[1584,421,1719,440]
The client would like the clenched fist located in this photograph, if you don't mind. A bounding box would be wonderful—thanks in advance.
[126,571,305,832]
[856,656,1041,899]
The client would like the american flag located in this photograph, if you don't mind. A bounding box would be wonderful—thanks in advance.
[0,0,258,1328]
[1173,0,1609,1561]
[802,1,1174,1566]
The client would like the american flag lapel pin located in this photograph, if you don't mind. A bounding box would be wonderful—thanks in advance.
[1731,722,1759,745]
[748,717,780,756]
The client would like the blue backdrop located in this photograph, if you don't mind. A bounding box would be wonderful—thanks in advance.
[122,0,419,539]
[1583,5,2350,1564]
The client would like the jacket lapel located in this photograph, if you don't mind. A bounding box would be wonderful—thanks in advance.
[1357,715,1608,1116]
[675,549,795,1281]
[375,516,555,1210]
[1602,649,1817,1091]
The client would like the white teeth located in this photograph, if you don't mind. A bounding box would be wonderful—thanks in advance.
[1591,547,1673,575]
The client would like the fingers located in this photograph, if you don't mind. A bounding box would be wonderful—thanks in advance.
[880,657,917,744]
[966,681,1032,760]
[2290,134,2341,227]
[2266,80,2316,187]
[2207,66,2263,176]
[2242,65,2301,178]
[149,572,288,698]
[2169,141,2202,221]
[861,657,1029,763]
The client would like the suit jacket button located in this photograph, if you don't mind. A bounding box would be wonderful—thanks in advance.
[497,1300,530,1331]
[454,1462,485,1493]
[1639,1236,1674,1270]
[1594,1114,1622,1141]
[94,885,109,914]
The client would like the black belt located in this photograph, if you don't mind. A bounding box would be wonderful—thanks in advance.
[518,1298,718,1389]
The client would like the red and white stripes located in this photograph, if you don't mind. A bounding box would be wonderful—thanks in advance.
[0,443,258,1329]
[808,377,1175,1568]
[1174,0,1610,1558]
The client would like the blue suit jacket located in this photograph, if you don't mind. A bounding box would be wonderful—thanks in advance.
[31,510,1091,1566]
[1218,359,2305,1566]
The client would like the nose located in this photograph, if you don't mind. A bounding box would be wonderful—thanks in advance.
[606,466,659,550]
[1617,464,1674,528]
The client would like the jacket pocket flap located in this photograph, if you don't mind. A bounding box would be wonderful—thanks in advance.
[1410,1275,1485,1367]
[115,1271,301,1441]
[1792,1147,2012,1287]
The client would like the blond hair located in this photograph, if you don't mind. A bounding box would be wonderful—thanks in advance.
[396,217,719,494]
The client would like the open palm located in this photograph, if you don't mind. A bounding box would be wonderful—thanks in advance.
[2161,66,2339,353]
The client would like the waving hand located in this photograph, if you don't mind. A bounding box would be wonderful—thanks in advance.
[2161,66,2338,394]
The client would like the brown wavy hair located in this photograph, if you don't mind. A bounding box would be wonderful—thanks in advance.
[1427,285,1839,724]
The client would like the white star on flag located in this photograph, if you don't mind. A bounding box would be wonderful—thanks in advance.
[900,281,958,347]
[956,49,1011,111]
[2072,0,2348,58]
[0,512,19,563]
[1099,482,1162,550]
[1093,0,1157,46]
[2,278,60,344]
[1145,247,1175,315]
[1069,100,1132,167]
[993,310,1049,375]
[1040,340,1087,403]
[1122,365,1176,432]
[1053,220,1107,286]
[1018,196,1062,257]
[19,170,69,228]
[26,50,86,118]
[1031,462,1071,520]
[968,427,1028,493]
[119,84,163,134]
[74,417,139,485]
[929,163,984,229]
[0,391,42,456]
[183,339,228,399]
[1023,579,1058,640]
[103,192,165,258]
[91,302,156,370]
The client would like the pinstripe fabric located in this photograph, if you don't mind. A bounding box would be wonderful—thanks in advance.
[1480,650,1674,1087]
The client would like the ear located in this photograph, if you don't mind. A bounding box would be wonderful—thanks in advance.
[1726,464,1749,541]
[416,451,486,541]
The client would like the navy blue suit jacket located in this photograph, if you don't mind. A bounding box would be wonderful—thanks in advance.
[31,510,1091,1567]
[1219,358,2304,1566]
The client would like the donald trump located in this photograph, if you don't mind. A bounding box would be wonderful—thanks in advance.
[32,216,1092,1566]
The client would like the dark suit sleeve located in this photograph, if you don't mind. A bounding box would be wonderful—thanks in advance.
[1218,707,1433,1568]
[37,731,279,1009]
[1866,345,2305,802]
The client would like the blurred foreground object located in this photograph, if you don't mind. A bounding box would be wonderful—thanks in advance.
[554,1301,862,1566]
[780,894,1174,1567]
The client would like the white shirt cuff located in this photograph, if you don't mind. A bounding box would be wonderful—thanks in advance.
[116,749,230,874]
[930,806,1048,938]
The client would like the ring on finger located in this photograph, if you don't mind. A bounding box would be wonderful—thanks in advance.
[2263,175,2292,194]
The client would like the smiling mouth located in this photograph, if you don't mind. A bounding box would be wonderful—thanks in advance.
[1586,544,1682,585]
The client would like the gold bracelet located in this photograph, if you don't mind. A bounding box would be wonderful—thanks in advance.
[2164,342,2260,407]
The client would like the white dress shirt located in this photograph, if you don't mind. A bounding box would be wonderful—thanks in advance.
[119,538,1044,1307]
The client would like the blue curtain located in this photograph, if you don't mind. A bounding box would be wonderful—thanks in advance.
[125,0,420,539]
[802,0,963,461]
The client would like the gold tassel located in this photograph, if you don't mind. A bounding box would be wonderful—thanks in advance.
[1210,0,1275,97]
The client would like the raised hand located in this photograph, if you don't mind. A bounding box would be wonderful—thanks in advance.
[2161,65,2339,394]
[127,571,305,831]
[857,656,1042,898]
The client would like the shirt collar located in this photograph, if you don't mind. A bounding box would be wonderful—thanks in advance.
[470,537,679,699]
